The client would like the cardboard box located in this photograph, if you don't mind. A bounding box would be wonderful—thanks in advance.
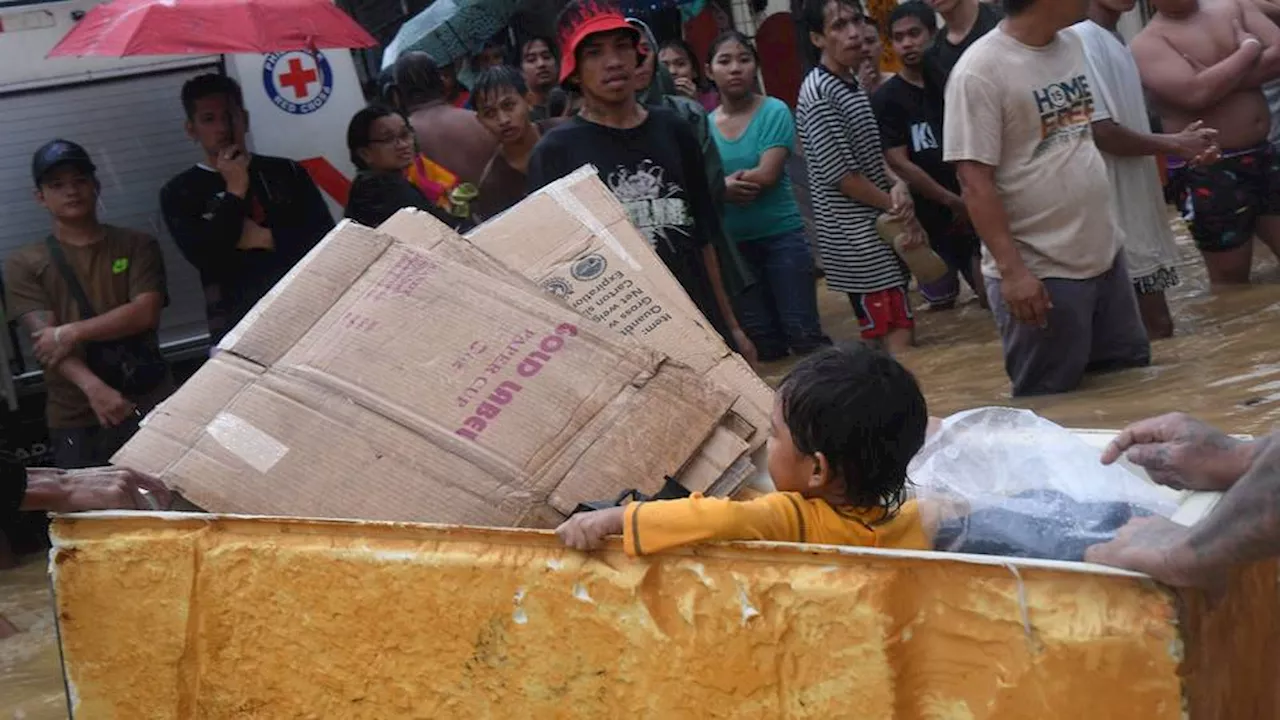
[48,511,1279,719]
[113,221,738,526]
[389,167,776,465]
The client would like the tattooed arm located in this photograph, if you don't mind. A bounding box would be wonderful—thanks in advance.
[1087,413,1278,588]
[1183,436,1280,568]
[20,311,135,428]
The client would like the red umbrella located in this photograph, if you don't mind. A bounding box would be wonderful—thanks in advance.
[47,0,378,58]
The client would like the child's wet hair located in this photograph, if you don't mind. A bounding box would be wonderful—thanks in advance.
[778,342,928,518]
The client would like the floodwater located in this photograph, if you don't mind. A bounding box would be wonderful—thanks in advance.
[2,218,1278,719]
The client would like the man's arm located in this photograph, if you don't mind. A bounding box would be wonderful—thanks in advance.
[1091,119,1217,160]
[1241,0,1280,85]
[838,173,895,211]
[801,96,892,210]
[1256,0,1280,22]
[56,293,163,346]
[1131,30,1262,111]
[954,162,1021,275]
[1181,436,1280,571]
[885,146,964,209]
[159,180,249,276]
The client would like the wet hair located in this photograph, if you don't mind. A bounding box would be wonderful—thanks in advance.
[471,66,529,111]
[793,0,864,69]
[181,73,244,119]
[778,342,928,517]
[394,51,448,106]
[520,34,560,62]
[889,1,937,35]
[474,33,513,67]
[659,38,707,84]
[345,103,405,170]
[706,29,760,67]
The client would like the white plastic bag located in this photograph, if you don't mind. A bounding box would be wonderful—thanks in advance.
[909,407,1178,561]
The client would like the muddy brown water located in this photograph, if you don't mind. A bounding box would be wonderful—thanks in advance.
[3,219,1278,719]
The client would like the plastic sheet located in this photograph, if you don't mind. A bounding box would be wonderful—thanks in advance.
[909,408,1179,562]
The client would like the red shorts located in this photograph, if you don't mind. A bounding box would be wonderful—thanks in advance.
[849,287,915,340]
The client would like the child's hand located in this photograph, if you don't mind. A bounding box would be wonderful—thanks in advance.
[556,507,626,551]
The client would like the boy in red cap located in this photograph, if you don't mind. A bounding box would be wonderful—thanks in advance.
[527,0,757,365]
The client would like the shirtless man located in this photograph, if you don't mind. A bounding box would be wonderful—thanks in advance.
[1133,0,1280,285]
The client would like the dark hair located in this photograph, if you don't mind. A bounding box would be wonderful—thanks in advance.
[888,0,938,34]
[793,0,864,69]
[474,32,513,66]
[778,342,927,517]
[346,103,405,170]
[657,38,706,84]
[1004,0,1034,14]
[181,73,244,119]
[394,51,448,106]
[706,29,760,67]
[471,65,529,111]
[520,34,560,62]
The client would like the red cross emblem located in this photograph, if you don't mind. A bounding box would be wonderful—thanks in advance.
[278,57,318,99]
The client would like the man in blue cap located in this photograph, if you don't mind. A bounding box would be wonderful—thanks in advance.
[4,139,171,469]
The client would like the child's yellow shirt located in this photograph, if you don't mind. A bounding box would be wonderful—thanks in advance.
[621,492,929,556]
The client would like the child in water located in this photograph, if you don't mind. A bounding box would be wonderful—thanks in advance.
[557,342,936,555]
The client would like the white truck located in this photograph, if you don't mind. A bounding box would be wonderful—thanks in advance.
[0,0,368,463]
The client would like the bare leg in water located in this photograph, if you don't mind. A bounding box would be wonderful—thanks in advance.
[1254,214,1280,265]
[883,327,916,356]
[1137,291,1175,340]
[1086,413,1279,589]
[1201,243,1255,287]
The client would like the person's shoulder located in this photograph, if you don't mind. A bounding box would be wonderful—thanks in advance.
[536,116,570,134]
[251,153,306,175]
[759,96,793,117]
[950,30,1006,75]
[6,240,49,275]
[104,224,160,248]
[871,75,909,105]
[160,164,207,195]
[647,103,687,123]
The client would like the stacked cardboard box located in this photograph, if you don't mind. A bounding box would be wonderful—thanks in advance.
[113,169,769,527]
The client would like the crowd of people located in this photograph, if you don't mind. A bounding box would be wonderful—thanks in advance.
[3,0,1280,586]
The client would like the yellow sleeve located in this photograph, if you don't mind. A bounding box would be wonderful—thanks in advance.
[622,493,809,557]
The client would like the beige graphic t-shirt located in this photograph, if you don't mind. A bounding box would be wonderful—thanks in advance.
[943,27,1120,281]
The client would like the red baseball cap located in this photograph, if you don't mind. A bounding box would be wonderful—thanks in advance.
[557,4,644,86]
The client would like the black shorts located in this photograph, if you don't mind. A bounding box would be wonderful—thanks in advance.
[1171,143,1280,253]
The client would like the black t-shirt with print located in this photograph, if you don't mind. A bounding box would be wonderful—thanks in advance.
[922,2,1004,123]
[527,106,730,339]
[871,75,957,234]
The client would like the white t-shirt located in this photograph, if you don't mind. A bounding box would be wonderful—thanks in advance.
[1072,20,1181,280]
[943,27,1120,281]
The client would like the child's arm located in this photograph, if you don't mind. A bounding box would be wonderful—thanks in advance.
[556,493,806,556]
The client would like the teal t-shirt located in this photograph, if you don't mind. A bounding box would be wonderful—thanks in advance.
[710,96,806,243]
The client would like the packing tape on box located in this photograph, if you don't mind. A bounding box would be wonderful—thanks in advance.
[545,182,642,272]
[205,412,289,473]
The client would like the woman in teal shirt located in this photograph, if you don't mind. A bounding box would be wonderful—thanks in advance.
[708,31,830,362]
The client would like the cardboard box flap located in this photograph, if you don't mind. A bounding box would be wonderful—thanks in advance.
[381,206,756,495]
[118,223,735,526]
[217,222,393,367]
[457,168,774,449]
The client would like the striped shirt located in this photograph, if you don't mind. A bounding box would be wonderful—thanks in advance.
[795,65,908,294]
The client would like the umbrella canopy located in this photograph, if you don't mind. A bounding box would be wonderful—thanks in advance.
[48,0,378,58]
[381,0,519,70]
